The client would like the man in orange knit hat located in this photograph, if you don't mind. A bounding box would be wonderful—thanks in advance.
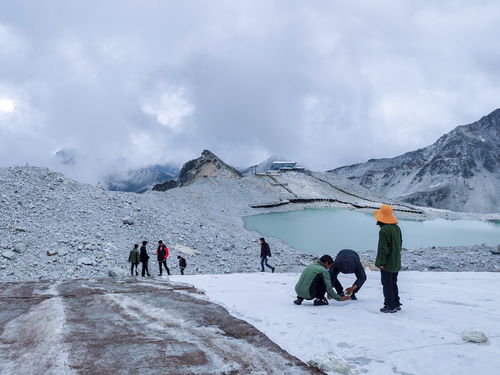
[374,204,403,313]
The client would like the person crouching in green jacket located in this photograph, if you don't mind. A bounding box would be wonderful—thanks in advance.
[294,255,350,306]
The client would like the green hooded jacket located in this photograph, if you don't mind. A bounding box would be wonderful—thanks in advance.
[295,261,342,301]
[128,248,140,264]
[375,223,402,272]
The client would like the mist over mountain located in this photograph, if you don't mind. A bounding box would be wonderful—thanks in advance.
[105,164,179,193]
[328,109,500,213]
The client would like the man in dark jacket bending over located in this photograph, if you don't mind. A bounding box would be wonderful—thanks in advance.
[329,249,366,300]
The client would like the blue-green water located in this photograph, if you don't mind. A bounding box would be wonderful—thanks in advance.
[243,208,500,254]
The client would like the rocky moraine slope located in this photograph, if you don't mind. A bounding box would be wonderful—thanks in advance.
[1,160,499,282]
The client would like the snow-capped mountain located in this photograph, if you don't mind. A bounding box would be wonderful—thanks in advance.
[328,109,500,213]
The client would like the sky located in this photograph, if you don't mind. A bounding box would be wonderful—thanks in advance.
[1,0,500,183]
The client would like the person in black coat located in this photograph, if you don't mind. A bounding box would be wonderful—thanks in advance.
[259,238,275,273]
[140,240,151,277]
[329,249,366,300]
[178,255,187,275]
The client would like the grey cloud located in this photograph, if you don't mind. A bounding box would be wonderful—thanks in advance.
[1,0,499,183]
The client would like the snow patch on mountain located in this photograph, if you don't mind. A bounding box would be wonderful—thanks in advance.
[328,109,500,213]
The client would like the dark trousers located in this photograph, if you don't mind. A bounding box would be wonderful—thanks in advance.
[130,263,139,276]
[180,267,185,275]
[381,270,400,308]
[260,257,274,272]
[308,274,327,299]
[141,261,150,277]
[158,260,170,275]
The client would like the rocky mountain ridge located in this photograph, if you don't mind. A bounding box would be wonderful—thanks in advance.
[328,109,500,213]
[153,150,242,191]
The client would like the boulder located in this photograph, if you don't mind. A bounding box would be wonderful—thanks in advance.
[78,257,94,266]
[107,269,118,277]
[2,251,15,260]
[462,330,488,343]
[122,217,134,225]
[307,352,352,374]
[108,267,124,277]
[13,243,26,254]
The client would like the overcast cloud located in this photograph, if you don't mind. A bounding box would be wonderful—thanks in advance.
[1,0,499,183]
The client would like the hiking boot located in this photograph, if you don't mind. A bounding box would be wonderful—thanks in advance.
[272,267,275,273]
[313,298,329,306]
[395,303,402,311]
[293,297,304,305]
[380,306,397,313]
[350,294,358,301]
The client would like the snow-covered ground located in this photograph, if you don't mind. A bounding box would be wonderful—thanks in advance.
[173,271,500,375]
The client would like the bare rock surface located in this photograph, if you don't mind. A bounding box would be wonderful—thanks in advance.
[0,278,319,375]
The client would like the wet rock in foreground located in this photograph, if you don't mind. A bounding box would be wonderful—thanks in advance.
[0,278,320,375]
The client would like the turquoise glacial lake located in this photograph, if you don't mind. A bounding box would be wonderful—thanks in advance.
[243,208,500,254]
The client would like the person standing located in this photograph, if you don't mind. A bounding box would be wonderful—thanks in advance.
[294,255,350,305]
[178,255,187,275]
[156,240,171,276]
[140,241,151,277]
[329,249,366,300]
[374,204,403,313]
[259,238,275,273]
[128,244,140,276]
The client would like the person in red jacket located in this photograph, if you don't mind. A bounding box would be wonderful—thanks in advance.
[156,240,171,276]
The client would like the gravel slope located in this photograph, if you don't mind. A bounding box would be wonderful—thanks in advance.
[1,167,498,281]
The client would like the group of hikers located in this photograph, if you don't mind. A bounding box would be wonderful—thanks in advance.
[128,204,401,314]
[293,204,403,313]
[128,240,187,277]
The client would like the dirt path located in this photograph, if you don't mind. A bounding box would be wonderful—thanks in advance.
[0,278,320,375]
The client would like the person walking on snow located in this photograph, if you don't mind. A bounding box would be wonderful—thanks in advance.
[329,249,367,300]
[128,244,140,276]
[178,255,187,275]
[374,204,403,313]
[259,238,275,273]
[140,241,151,277]
[157,240,171,276]
[294,255,350,306]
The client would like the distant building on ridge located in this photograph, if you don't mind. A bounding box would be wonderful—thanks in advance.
[270,161,306,173]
